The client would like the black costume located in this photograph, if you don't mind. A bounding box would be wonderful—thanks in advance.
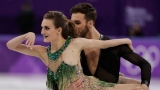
[81,35,151,86]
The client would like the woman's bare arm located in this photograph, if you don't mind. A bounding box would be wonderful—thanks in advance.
[6,32,45,57]
[74,38,133,50]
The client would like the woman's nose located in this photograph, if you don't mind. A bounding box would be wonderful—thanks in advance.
[41,29,45,35]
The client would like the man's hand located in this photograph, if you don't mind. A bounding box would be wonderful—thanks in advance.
[67,78,84,90]
[118,76,140,84]
[131,84,149,90]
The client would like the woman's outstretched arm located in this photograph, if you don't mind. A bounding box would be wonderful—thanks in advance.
[6,32,44,57]
[74,38,133,50]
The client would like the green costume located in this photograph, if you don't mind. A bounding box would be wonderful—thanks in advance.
[46,36,115,90]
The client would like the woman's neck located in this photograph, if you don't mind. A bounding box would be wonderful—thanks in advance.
[50,37,66,53]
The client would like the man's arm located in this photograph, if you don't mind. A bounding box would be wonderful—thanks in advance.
[118,73,141,84]
[118,76,140,84]
[119,45,151,86]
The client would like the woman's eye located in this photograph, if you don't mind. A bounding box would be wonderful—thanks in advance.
[45,27,49,30]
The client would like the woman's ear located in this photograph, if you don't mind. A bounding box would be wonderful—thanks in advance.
[57,27,62,34]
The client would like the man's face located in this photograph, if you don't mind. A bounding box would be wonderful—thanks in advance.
[71,13,89,37]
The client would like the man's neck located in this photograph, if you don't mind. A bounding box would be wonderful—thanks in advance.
[85,26,101,40]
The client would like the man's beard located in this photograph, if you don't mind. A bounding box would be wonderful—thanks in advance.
[79,25,89,37]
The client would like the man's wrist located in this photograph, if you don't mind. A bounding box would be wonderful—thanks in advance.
[141,80,149,87]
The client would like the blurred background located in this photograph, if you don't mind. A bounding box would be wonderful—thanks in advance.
[0,0,160,90]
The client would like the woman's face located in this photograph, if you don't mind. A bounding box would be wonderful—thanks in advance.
[41,19,58,42]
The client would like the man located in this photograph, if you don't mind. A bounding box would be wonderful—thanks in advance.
[68,3,151,90]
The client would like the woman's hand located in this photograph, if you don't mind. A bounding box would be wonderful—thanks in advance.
[25,32,36,49]
[126,38,134,51]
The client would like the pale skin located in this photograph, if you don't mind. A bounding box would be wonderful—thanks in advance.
[69,13,148,90]
[6,19,147,90]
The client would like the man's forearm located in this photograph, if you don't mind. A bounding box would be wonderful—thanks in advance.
[140,60,151,86]
[118,76,140,84]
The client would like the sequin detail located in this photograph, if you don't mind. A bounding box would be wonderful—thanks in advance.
[47,36,72,62]
[46,36,116,90]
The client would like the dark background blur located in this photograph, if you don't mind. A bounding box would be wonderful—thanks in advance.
[0,0,160,36]
[0,0,160,90]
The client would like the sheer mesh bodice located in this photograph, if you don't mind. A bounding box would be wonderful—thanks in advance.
[47,61,115,90]
[46,36,115,90]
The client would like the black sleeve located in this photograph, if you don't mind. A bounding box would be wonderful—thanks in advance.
[119,45,151,86]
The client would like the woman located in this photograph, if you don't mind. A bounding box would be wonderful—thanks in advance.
[7,11,146,90]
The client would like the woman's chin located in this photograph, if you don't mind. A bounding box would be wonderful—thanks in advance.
[43,39,50,42]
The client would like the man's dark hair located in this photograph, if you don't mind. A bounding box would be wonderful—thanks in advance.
[70,3,97,22]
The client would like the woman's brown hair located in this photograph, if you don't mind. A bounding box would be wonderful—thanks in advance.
[43,11,79,39]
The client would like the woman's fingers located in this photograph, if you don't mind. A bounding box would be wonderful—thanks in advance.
[130,45,134,51]
[25,32,35,49]
[29,41,35,49]
[25,35,29,45]
[25,38,34,49]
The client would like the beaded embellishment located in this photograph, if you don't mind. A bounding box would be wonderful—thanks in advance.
[46,36,72,62]
[46,36,116,90]
[46,36,77,90]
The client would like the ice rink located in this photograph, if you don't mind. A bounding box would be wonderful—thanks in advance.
[0,74,159,90]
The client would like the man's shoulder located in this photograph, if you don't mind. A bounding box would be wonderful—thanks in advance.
[101,35,110,40]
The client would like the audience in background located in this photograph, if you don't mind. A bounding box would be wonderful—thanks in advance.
[128,23,143,37]
[16,1,36,34]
